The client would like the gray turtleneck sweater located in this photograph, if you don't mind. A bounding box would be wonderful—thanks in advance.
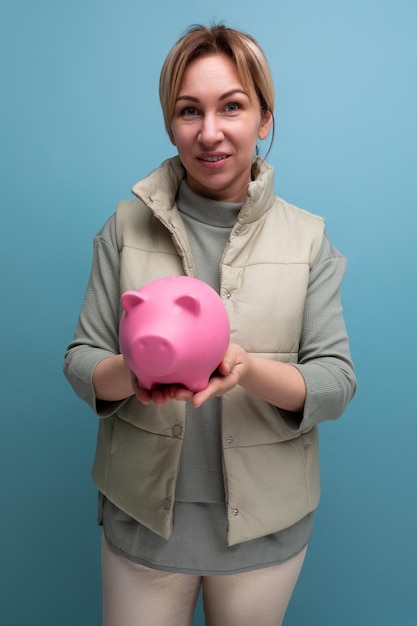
[175,180,242,503]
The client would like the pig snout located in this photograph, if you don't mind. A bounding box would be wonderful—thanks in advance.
[133,335,177,376]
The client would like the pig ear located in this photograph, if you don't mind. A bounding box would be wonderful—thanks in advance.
[175,294,201,316]
[120,291,146,312]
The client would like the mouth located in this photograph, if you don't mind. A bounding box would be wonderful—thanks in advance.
[197,153,230,168]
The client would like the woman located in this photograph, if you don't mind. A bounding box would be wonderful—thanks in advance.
[64,23,356,626]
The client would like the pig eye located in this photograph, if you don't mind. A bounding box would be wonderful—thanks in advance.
[174,294,201,316]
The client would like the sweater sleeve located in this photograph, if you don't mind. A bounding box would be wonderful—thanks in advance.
[282,233,356,431]
[63,214,128,417]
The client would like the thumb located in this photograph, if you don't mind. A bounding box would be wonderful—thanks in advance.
[218,355,233,376]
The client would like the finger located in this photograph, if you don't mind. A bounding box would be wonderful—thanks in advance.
[136,388,152,405]
[152,390,166,407]
[218,359,232,376]
[173,387,194,402]
[191,377,225,407]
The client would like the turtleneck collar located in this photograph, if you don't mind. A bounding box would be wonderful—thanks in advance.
[131,156,277,225]
[176,180,242,229]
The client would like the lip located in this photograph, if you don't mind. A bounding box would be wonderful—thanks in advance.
[197,153,230,169]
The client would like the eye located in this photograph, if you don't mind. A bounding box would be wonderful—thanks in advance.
[181,106,200,117]
[225,102,241,113]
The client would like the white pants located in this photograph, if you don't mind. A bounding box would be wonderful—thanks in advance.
[102,536,307,626]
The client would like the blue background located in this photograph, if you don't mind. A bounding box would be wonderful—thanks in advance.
[1,1,416,624]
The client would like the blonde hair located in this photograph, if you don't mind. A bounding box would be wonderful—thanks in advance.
[159,24,275,139]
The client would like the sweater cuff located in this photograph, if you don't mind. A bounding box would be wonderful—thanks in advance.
[287,361,355,431]
[64,348,129,417]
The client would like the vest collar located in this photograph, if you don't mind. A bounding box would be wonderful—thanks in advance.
[131,156,276,223]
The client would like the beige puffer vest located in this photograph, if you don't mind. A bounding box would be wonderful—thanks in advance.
[92,157,325,546]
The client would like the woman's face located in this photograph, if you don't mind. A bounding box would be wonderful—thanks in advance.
[170,54,272,203]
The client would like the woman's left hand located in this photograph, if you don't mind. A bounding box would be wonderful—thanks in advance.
[172,343,250,407]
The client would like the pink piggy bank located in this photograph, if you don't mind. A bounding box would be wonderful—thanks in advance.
[119,276,230,392]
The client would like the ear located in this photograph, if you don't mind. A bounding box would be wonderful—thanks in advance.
[258,110,273,141]
[120,291,146,313]
[175,294,201,316]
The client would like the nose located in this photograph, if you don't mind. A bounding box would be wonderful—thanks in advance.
[198,113,223,146]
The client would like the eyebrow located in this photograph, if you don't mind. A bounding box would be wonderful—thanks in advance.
[175,89,248,103]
